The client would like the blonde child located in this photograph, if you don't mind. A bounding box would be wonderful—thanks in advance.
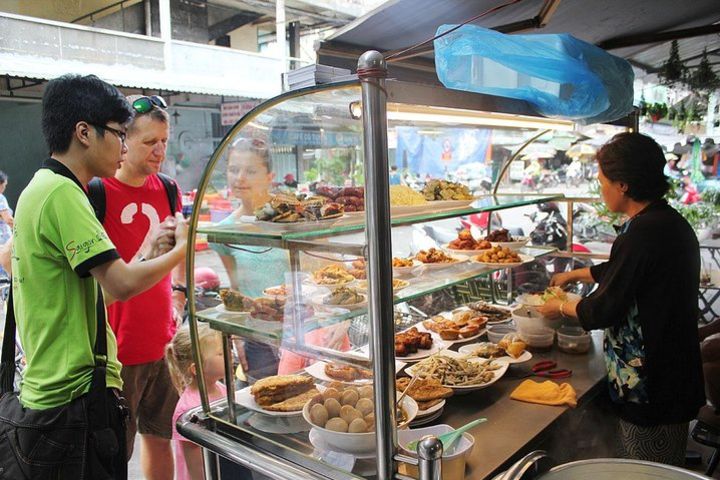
[166,324,227,480]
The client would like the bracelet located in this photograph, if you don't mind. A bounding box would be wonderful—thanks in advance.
[172,284,187,295]
[559,301,568,319]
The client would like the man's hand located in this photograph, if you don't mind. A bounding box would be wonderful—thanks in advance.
[172,290,186,327]
[173,212,189,251]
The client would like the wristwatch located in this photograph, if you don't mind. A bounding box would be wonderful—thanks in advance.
[172,284,187,295]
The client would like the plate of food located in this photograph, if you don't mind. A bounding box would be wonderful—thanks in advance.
[405,350,509,392]
[417,311,487,343]
[312,287,367,310]
[421,180,474,202]
[415,248,466,269]
[464,301,512,324]
[310,265,356,288]
[392,257,422,276]
[306,360,406,385]
[356,278,410,293]
[392,327,448,362]
[458,341,532,364]
[255,194,345,224]
[263,284,289,300]
[441,229,492,257]
[237,375,320,417]
[484,228,529,250]
[395,377,452,417]
[470,247,534,268]
[346,259,367,280]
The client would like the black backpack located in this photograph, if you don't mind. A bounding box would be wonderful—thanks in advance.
[87,173,178,223]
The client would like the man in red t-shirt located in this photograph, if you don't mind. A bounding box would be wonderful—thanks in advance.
[101,95,184,480]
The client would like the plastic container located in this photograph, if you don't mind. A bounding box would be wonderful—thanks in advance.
[512,306,560,333]
[486,324,517,344]
[398,424,475,480]
[518,330,555,351]
[557,326,591,354]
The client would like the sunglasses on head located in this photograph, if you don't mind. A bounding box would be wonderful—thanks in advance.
[132,95,167,114]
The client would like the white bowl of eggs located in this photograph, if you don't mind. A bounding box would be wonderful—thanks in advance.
[303,384,418,454]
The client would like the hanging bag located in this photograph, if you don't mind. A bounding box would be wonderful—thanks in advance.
[0,287,126,479]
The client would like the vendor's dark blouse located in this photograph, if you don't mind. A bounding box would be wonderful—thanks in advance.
[577,200,705,426]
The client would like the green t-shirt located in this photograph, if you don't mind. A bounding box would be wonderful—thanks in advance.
[12,162,123,409]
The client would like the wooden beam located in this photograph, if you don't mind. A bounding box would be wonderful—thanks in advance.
[208,11,262,40]
[598,23,720,50]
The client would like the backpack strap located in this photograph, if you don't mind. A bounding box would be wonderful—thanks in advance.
[87,177,107,223]
[157,173,179,215]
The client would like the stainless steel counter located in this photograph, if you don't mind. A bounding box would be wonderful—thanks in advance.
[439,330,607,480]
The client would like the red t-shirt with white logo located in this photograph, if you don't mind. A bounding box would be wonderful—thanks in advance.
[102,175,182,365]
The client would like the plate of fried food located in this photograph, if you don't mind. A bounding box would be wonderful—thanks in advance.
[395,377,453,421]
[470,246,533,268]
[441,229,492,257]
[392,327,447,362]
[422,180,474,202]
[464,301,512,325]
[405,350,509,392]
[312,287,367,310]
[392,257,422,276]
[218,289,292,322]
[458,338,532,364]
[262,284,289,301]
[418,310,487,343]
[237,375,320,417]
[347,259,367,280]
[415,248,466,269]
[306,360,406,385]
[255,194,345,225]
[310,265,356,288]
[356,278,410,294]
[484,229,529,250]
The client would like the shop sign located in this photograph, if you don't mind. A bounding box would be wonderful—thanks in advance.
[221,101,260,126]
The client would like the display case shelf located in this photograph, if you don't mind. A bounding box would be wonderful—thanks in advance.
[199,246,555,349]
[198,194,564,245]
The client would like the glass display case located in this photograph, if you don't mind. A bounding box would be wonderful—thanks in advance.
[179,52,592,480]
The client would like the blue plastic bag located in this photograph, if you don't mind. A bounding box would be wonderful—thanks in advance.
[434,25,634,124]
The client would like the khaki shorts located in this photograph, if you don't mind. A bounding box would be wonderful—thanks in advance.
[121,359,179,457]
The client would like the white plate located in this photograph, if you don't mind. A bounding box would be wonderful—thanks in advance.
[405,350,509,392]
[235,385,308,417]
[215,304,249,314]
[516,291,582,307]
[440,243,492,258]
[307,276,356,289]
[308,428,376,460]
[457,342,533,364]
[311,292,367,310]
[390,199,474,215]
[392,259,423,277]
[489,237,530,250]
[415,254,467,270]
[262,285,289,300]
[246,412,311,434]
[410,407,444,427]
[413,318,486,344]
[415,398,446,417]
[305,360,406,385]
[254,215,345,231]
[356,279,410,293]
[470,253,535,268]
[359,337,448,363]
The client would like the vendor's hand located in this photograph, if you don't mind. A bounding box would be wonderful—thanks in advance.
[549,271,574,288]
[537,298,563,320]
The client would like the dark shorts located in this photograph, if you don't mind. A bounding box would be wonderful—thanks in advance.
[121,359,179,457]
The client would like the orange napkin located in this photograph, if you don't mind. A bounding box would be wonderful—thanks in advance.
[510,379,577,407]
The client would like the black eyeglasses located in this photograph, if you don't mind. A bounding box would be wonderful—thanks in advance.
[90,123,127,144]
[132,95,167,114]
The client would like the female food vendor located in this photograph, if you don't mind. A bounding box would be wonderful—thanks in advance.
[538,132,705,466]
[211,136,349,379]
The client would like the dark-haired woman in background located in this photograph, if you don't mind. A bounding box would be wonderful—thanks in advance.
[538,133,705,465]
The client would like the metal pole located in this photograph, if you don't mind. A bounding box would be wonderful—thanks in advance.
[417,437,443,480]
[144,0,152,36]
[358,50,397,480]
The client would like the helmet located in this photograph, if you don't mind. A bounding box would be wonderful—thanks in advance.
[194,267,220,291]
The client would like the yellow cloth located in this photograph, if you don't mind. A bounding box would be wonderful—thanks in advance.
[510,379,577,407]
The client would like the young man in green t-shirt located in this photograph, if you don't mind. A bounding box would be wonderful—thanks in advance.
[11,74,187,479]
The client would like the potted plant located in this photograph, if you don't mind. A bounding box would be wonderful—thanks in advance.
[687,49,720,94]
[647,103,668,122]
